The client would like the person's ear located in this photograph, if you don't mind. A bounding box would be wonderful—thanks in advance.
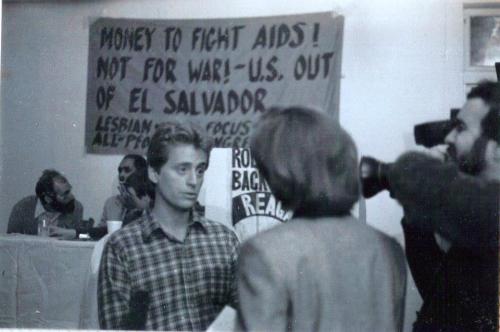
[148,166,159,184]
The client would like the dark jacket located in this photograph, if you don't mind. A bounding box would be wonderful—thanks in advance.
[389,152,499,331]
[7,195,84,235]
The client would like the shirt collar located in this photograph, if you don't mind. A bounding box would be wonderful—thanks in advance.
[34,197,61,223]
[35,198,46,219]
[141,208,208,243]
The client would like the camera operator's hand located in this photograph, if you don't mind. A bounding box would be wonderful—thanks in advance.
[388,151,498,251]
[425,145,448,162]
[434,233,452,253]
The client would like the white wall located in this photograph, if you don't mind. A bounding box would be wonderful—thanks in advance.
[1,0,470,236]
[0,1,3,225]
[1,1,486,331]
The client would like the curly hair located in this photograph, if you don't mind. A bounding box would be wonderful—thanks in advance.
[35,169,65,200]
[467,80,500,143]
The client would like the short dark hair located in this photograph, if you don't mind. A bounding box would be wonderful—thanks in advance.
[147,121,214,173]
[467,80,500,143]
[35,169,65,200]
[250,106,359,217]
[123,154,148,178]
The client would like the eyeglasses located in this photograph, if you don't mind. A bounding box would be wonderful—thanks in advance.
[118,166,132,173]
[53,182,72,200]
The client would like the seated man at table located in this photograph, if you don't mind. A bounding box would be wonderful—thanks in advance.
[99,154,149,226]
[7,169,84,239]
[98,121,239,331]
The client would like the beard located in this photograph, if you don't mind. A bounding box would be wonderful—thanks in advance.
[447,136,489,175]
[51,199,76,214]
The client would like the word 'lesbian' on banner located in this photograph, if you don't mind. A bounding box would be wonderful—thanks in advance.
[85,12,344,154]
[231,148,292,241]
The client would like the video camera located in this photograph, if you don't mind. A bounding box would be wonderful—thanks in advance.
[359,108,459,198]
[413,109,459,148]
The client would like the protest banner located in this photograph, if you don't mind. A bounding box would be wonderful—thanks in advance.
[85,12,344,154]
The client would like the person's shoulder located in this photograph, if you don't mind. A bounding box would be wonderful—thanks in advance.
[200,218,239,242]
[13,195,37,208]
[9,196,37,221]
[73,199,84,210]
[238,223,298,276]
[104,195,121,207]
[343,218,402,248]
[248,216,400,253]
[241,221,293,253]
[250,221,288,241]
[357,223,405,260]
[106,216,146,248]
[361,222,401,244]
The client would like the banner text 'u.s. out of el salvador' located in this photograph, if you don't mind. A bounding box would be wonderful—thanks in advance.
[85,12,344,154]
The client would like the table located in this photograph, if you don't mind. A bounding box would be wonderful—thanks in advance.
[0,234,421,331]
[0,234,95,328]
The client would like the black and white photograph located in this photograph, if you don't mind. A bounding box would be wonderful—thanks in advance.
[0,1,498,331]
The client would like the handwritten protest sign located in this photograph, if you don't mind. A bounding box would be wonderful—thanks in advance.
[231,148,292,240]
[85,12,343,154]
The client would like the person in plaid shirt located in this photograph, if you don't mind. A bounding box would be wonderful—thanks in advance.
[98,121,240,331]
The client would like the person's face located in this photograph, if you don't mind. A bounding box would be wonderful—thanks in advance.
[118,158,136,183]
[151,144,208,212]
[52,177,74,204]
[45,177,75,213]
[445,97,490,174]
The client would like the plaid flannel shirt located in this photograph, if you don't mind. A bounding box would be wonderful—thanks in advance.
[98,210,240,331]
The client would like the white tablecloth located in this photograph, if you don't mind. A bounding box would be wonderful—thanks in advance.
[0,234,95,328]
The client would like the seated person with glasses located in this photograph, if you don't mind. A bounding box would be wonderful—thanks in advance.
[7,169,83,239]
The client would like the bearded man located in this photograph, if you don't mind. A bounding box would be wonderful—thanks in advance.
[388,81,499,331]
[7,169,83,240]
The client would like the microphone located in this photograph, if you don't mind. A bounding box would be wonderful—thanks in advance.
[124,290,150,330]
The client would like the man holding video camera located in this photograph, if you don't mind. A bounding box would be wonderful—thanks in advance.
[362,80,499,331]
